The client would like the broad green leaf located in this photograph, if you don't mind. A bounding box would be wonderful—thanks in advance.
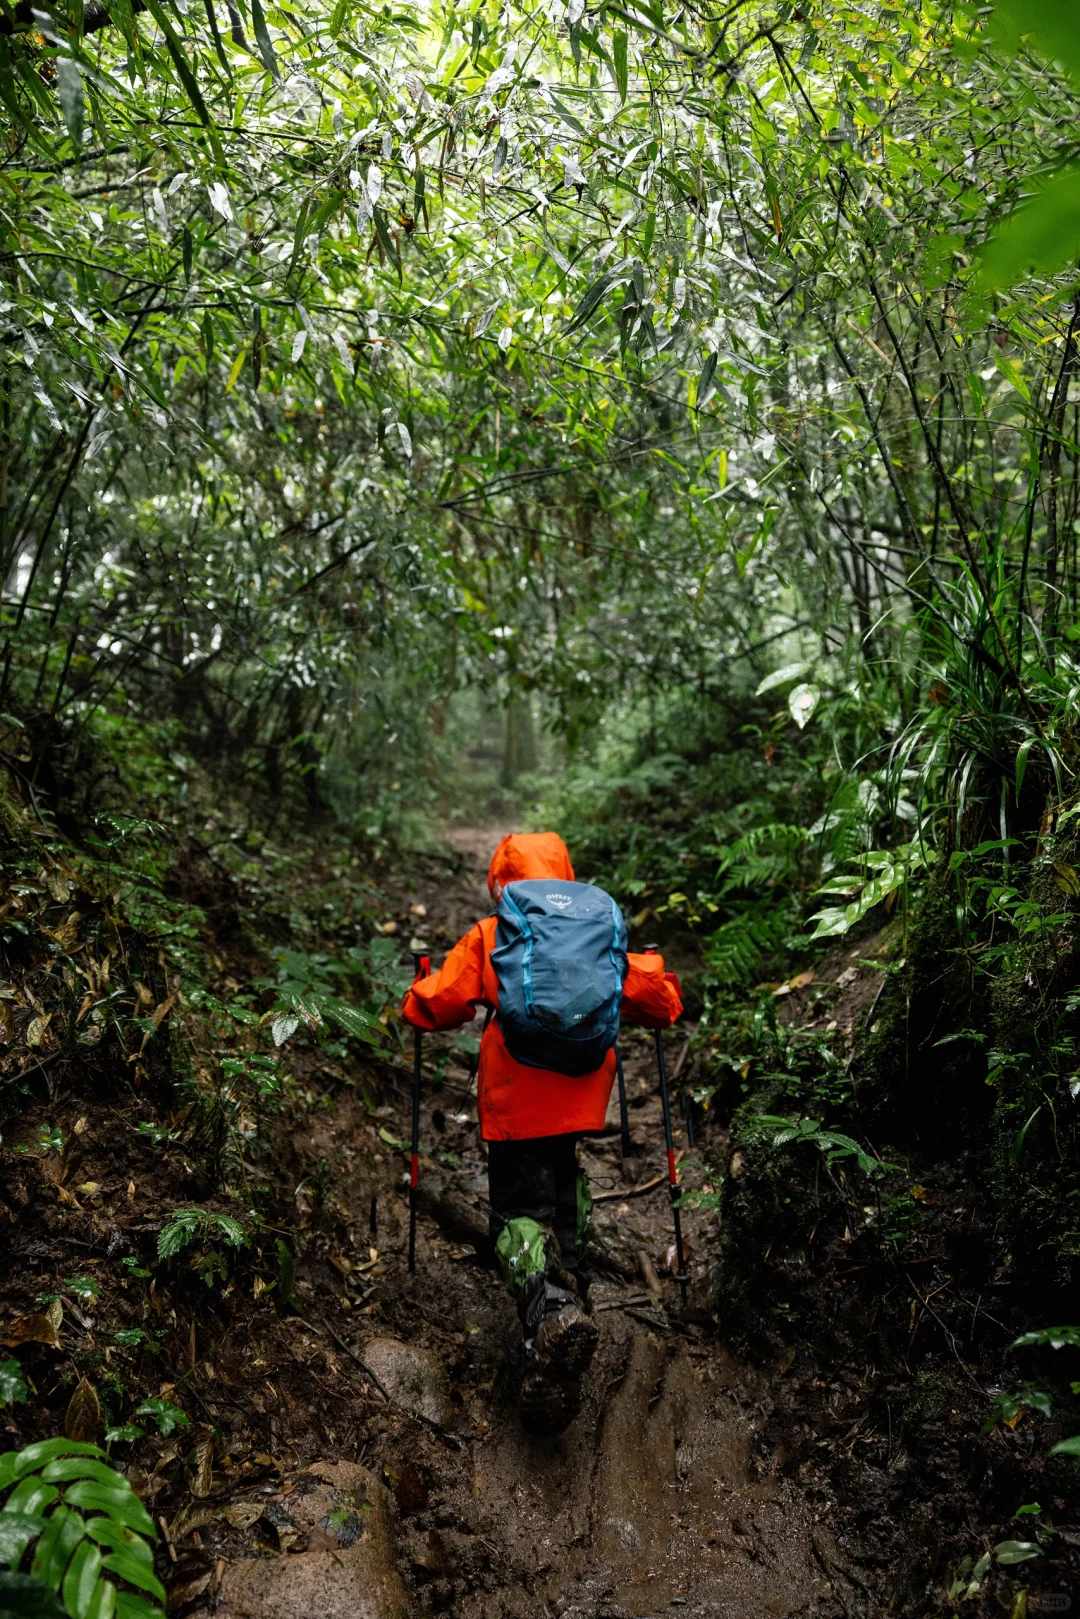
[317,994,382,1045]
[40,1463,131,1489]
[0,1364,27,1410]
[984,0,1080,85]
[0,1512,47,1568]
[30,1506,84,1593]
[271,1012,300,1046]
[755,662,811,697]
[61,1539,102,1619]
[1013,1325,1080,1350]
[977,165,1080,291]
[61,1488,152,1538]
[114,1594,163,1619]
[9,1446,102,1483]
[100,1553,164,1603]
[82,1525,150,1564]
[993,1539,1042,1565]
[84,1577,117,1619]
[4,1482,59,1519]
[787,683,820,730]
[133,1399,190,1438]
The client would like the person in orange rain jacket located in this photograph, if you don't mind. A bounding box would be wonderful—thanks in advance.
[401,830,682,1431]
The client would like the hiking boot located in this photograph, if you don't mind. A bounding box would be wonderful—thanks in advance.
[519,1300,599,1434]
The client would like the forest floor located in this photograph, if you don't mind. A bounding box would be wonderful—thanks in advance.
[3,824,1075,1617]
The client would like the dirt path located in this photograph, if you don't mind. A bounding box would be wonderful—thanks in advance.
[213,832,874,1619]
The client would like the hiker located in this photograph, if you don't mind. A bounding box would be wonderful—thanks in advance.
[401,831,682,1431]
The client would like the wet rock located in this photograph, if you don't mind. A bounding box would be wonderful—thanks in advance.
[217,1462,406,1619]
[362,1335,455,1426]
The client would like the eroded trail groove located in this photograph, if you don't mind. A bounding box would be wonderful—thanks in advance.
[210,832,870,1619]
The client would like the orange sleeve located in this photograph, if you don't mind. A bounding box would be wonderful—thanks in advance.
[401,924,487,1031]
[621,951,683,1030]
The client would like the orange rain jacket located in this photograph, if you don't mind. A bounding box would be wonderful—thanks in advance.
[401,832,683,1141]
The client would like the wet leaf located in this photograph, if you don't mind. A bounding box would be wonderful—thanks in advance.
[3,1314,60,1349]
[46,869,69,904]
[190,1439,213,1499]
[755,661,812,696]
[25,1014,52,1048]
[65,1379,102,1442]
[164,1572,211,1608]
[222,1502,264,1529]
[0,1357,28,1406]
[994,1539,1042,1564]
[788,682,820,730]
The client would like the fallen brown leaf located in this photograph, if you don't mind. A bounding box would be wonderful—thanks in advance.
[222,1502,265,1530]
[25,1013,52,1047]
[773,968,814,998]
[65,1377,101,1442]
[3,1313,60,1349]
[45,869,69,904]
[165,1573,211,1610]
[190,1437,214,1499]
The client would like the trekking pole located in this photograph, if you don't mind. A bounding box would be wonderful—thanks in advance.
[615,1048,632,1163]
[681,1087,696,1148]
[645,945,689,1305]
[408,950,431,1275]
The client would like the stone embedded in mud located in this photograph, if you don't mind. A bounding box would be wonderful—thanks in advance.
[217,1462,407,1619]
[361,1334,455,1426]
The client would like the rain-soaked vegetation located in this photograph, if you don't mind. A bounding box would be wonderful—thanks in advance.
[3,0,1080,1612]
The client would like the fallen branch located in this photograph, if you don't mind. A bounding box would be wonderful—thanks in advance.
[593,1173,665,1202]
[593,1151,685,1203]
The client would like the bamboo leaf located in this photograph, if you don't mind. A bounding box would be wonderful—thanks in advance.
[248,0,279,79]
[137,0,225,162]
[613,28,628,101]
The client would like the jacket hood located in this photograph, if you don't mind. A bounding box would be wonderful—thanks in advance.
[487,832,575,900]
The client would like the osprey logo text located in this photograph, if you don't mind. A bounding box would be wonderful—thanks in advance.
[547,893,573,910]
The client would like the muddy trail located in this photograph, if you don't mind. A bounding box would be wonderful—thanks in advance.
[209,832,871,1619]
[0,825,888,1618]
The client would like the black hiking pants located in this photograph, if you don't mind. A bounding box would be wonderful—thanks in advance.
[487,1133,585,1275]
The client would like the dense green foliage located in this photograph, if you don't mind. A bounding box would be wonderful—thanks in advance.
[6,0,1080,1591]
[3,0,1080,817]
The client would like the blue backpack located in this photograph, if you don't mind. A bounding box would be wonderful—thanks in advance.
[491,878,628,1077]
